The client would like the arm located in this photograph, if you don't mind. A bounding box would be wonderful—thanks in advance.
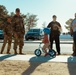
[22,18,25,34]
[57,22,62,32]
[42,34,48,43]
[11,16,17,37]
[70,20,75,36]
[47,22,52,28]
[70,25,73,36]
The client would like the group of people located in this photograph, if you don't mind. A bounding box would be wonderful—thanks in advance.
[0,8,25,54]
[0,7,76,56]
[42,13,76,56]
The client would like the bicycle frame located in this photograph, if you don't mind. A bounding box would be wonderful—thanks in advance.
[38,43,49,53]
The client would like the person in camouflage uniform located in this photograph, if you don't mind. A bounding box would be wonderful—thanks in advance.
[12,8,25,54]
[1,16,12,54]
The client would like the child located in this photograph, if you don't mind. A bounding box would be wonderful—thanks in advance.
[42,28,50,56]
[1,16,12,54]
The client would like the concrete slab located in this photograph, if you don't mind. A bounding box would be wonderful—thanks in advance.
[0,54,76,62]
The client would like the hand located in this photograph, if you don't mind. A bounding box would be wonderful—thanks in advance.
[73,24,76,28]
[14,33,17,38]
[55,25,60,29]
[42,39,44,43]
[5,34,8,38]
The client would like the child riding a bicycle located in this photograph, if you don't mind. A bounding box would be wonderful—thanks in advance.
[42,28,50,56]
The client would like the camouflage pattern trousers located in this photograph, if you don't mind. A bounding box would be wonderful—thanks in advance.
[1,34,12,53]
[13,33,24,51]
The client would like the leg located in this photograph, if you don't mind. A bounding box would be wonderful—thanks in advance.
[73,32,76,56]
[42,44,47,53]
[72,43,75,56]
[1,37,7,54]
[13,38,18,54]
[7,36,12,54]
[42,43,49,56]
[50,37,54,50]
[55,36,60,55]
[19,35,24,54]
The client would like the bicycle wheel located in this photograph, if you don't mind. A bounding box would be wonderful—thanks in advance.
[49,49,56,58]
[34,49,41,57]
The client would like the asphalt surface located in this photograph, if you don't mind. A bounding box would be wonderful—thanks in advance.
[0,40,73,55]
[0,40,75,62]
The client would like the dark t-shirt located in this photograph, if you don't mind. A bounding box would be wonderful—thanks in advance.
[47,21,61,36]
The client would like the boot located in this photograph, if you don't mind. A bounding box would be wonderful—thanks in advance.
[7,49,11,54]
[14,50,17,54]
[1,49,4,54]
[19,49,24,55]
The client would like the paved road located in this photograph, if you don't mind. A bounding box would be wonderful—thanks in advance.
[0,40,73,55]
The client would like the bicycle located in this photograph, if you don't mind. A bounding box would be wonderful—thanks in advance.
[34,43,56,57]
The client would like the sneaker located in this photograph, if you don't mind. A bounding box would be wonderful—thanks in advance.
[14,50,17,54]
[44,53,49,57]
[56,53,61,56]
[72,53,76,56]
[0,52,3,54]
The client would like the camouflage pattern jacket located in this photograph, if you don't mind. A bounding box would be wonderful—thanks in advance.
[12,15,25,35]
[2,22,12,35]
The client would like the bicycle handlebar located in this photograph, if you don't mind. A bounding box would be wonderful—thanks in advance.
[40,42,42,44]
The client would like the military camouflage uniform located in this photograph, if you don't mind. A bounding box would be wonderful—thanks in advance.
[12,15,25,54]
[1,22,12,54]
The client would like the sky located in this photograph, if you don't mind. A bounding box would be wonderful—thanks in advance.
[0,0,76,32]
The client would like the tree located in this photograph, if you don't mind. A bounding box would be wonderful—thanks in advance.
[10,12,15,17]
[65,18,73,31]
[25,13,38,30]
[0,5,8,26]
[42,22,46,28]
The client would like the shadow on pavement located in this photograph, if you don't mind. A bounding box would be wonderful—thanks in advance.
[68,56,76,75]
[22,56,55,75]
[0,54,16,61]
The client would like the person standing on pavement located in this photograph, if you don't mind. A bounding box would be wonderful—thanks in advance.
[70,13,76,56]
[1,16,12,54]
[47,15,62,55]
[12,8,25,54]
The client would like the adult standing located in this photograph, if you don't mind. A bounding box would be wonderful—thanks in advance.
[47,15,61,55]
[12,8,25,54]
[70,13,76,56]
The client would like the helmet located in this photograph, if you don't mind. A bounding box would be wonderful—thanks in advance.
[43,28,50,34]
